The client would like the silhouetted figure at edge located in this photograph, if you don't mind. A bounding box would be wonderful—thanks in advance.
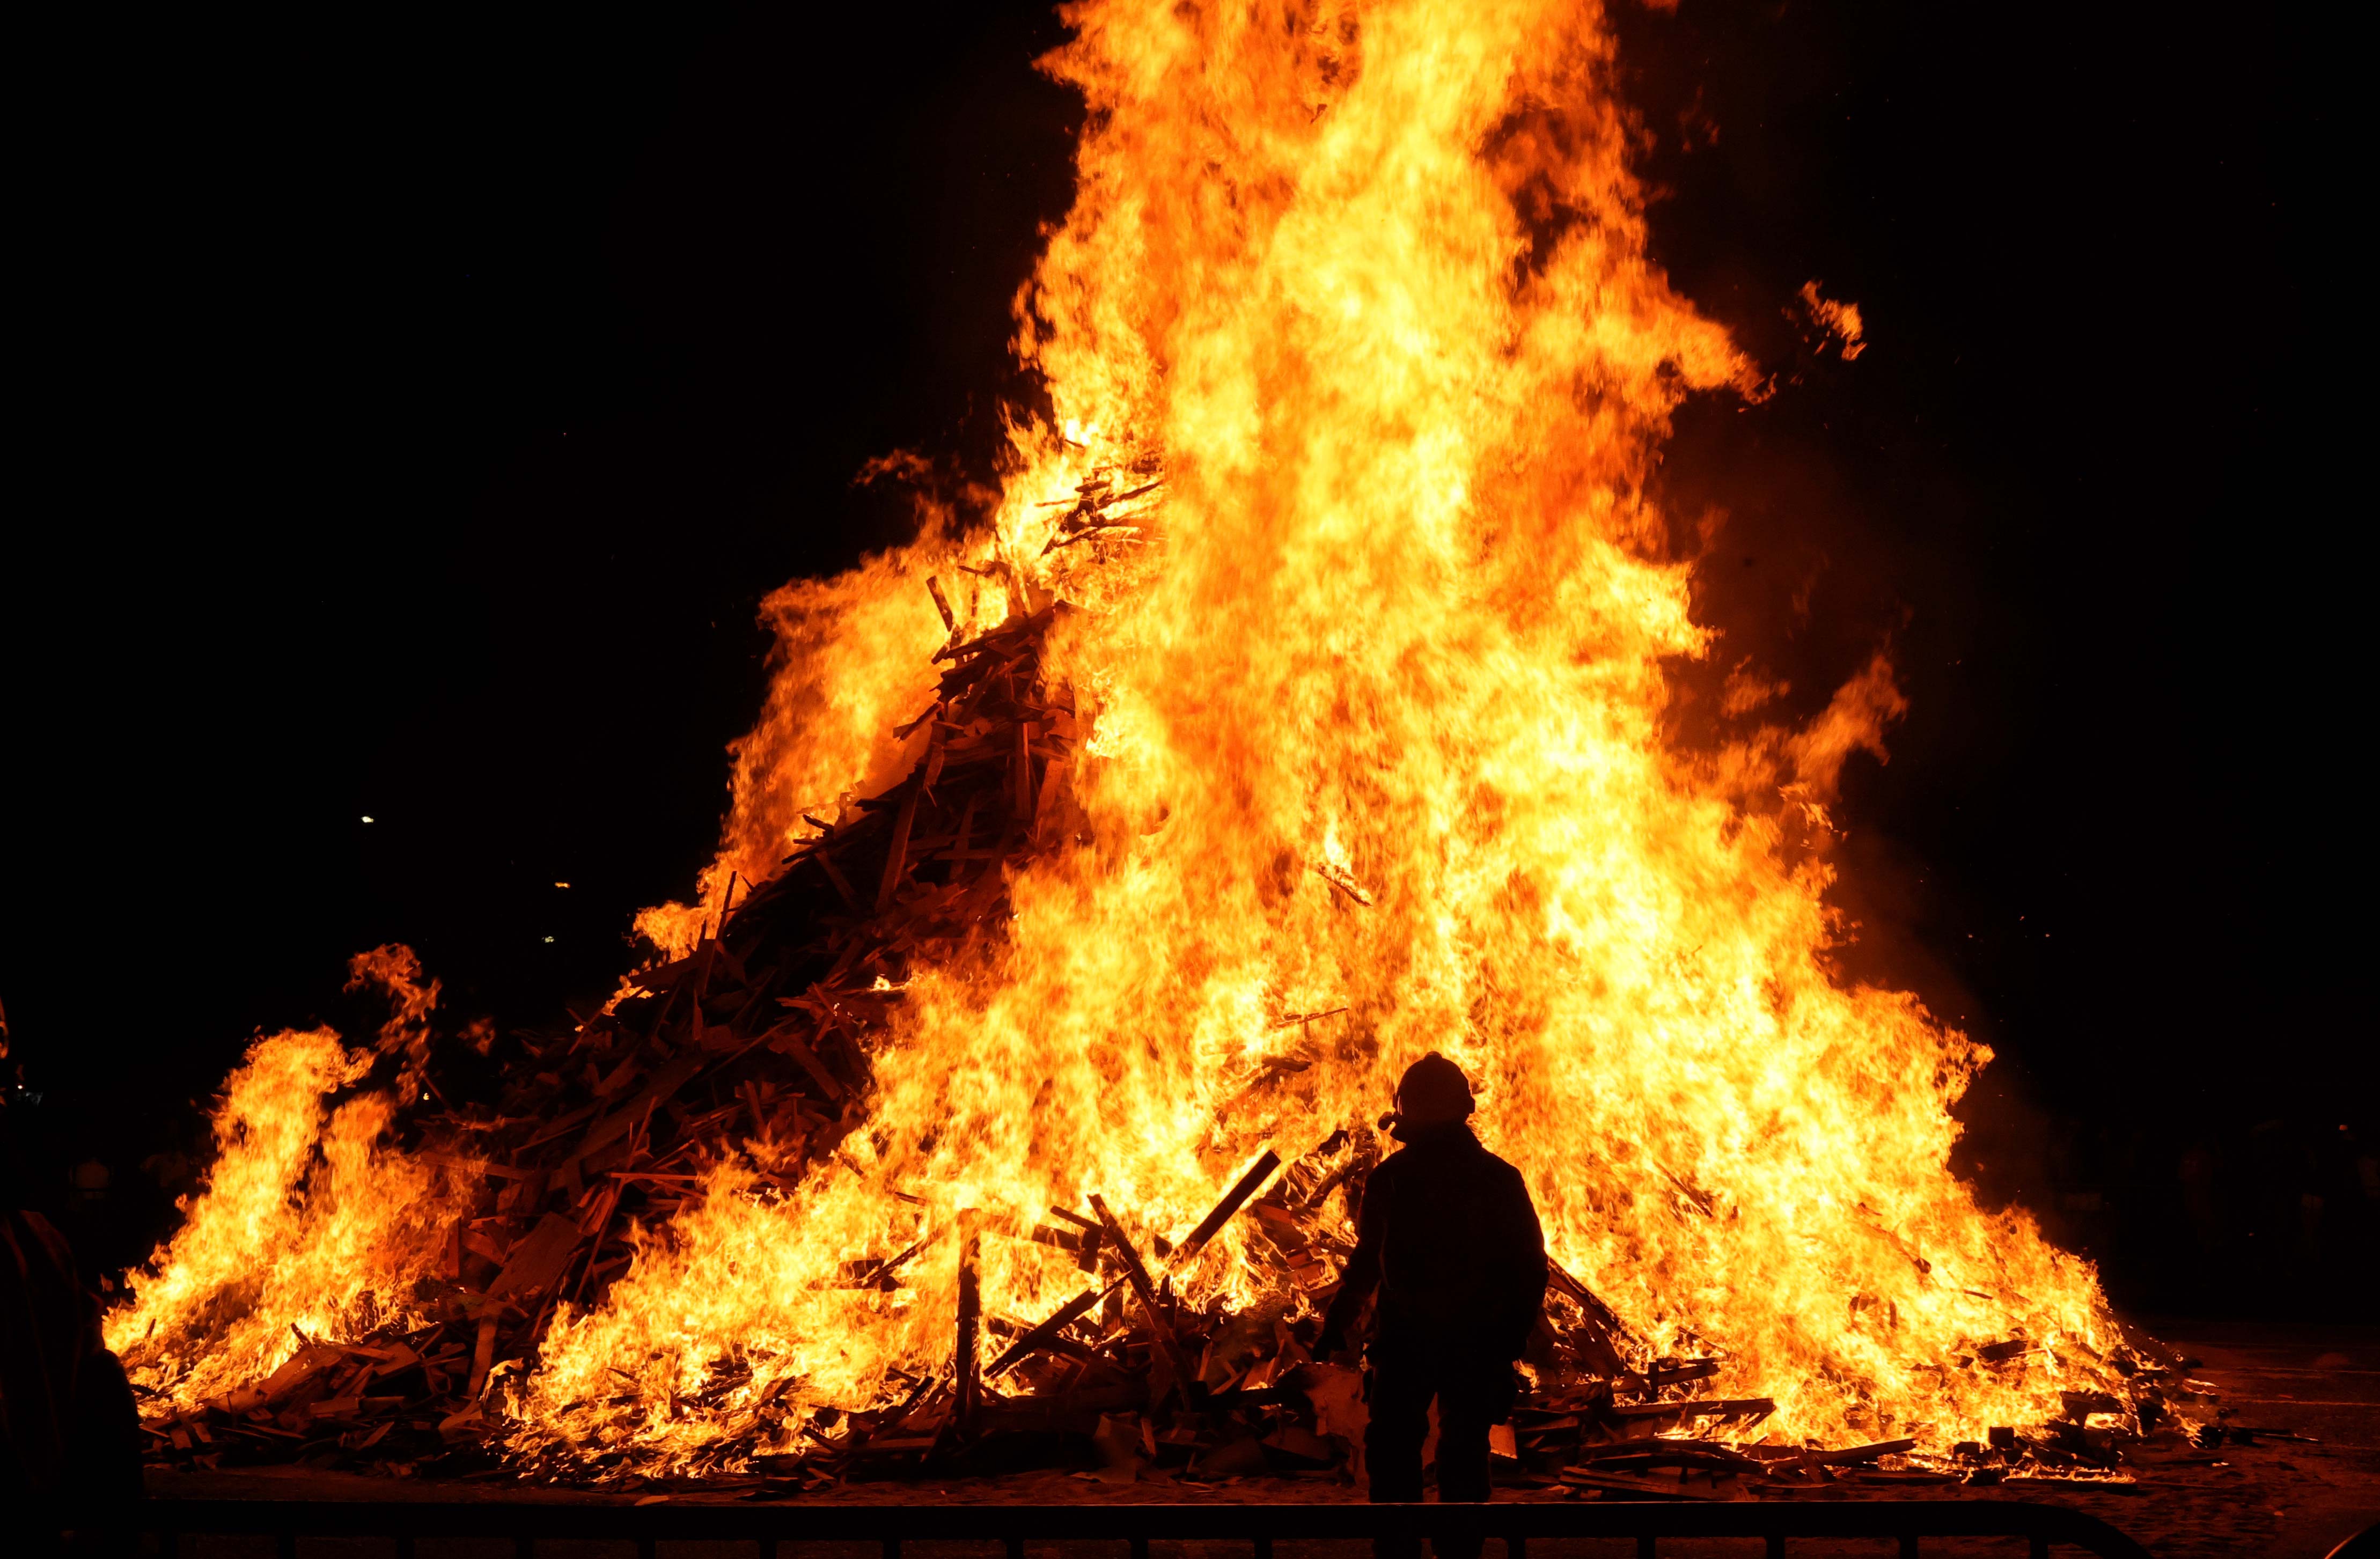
[1317,1053,1545,1557]
[2,1020,143,1553]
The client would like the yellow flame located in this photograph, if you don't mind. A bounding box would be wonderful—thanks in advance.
[105,1027,469,1409]
[129,0,2122,1473]
[521,0,2119,1464]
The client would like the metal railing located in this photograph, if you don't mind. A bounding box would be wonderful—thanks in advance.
[99,1496,2157,1559]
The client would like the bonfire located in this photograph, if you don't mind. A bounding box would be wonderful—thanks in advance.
[103,0,2208,1498]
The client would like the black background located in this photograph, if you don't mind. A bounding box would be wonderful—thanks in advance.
[5,2,2368,1315]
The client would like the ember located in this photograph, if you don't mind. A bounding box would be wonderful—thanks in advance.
[103,0,2202,1495]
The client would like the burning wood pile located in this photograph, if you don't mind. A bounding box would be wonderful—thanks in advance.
[107,0,2246,1505]
[127,585,1088,1478]
[119,586,2207,1496]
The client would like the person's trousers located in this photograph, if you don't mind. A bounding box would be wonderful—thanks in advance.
[1364,1351,1514,1559]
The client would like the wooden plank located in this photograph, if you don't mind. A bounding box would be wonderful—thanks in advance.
[921,725,948,796]
[876,776,923,913]
[1312,861,1375,906]
[1547,1259,1639,1374]
[1569,1441,1757,1469]
[955,1211,982,1427]
[575,1049,705,1158]
[984,1285,1110,1377]
[1646,1358,1723,1389]
[812,849,863,913]
[1166,1149,1281,1269]
[1801,1436,1916,1466]
[1088,1193,1198,1410]
[851,1229,941,1289]
[1607,1396,1776,1421]
[488,1212,582,1305]
[1012,720,1037,821]
[761,1020,848,1102]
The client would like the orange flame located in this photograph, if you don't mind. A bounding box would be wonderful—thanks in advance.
[104,1017,471,1409]
[128,0,2125,1472]
[519,0,2118,1463]
[1798,280,1868,360]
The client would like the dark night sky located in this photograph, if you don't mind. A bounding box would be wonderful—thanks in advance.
[5,2,2367,1309]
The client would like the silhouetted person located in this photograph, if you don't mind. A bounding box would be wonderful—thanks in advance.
[2,1046,143,1551]
[1318,1053,1545,1553]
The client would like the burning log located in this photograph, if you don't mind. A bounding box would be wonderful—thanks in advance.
[954,1210,983,1429]
[1087,1193,1199,1411]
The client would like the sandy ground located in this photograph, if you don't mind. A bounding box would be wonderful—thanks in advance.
[143,1321,2379,1559]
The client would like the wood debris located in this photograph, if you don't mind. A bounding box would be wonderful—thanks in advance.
[123,589,2217,1493]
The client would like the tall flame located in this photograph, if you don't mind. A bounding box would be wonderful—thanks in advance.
[114,0,2122,1470]
[528,0,2115,1461]
[106,953,472,1408]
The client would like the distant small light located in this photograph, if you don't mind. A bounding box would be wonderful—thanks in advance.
[543,935,556,944]
[554,881,571,889]
[361,815,375,824]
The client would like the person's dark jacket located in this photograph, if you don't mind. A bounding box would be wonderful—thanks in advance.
[3,1207,142,1510]
[1317,1122,1546,1363]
